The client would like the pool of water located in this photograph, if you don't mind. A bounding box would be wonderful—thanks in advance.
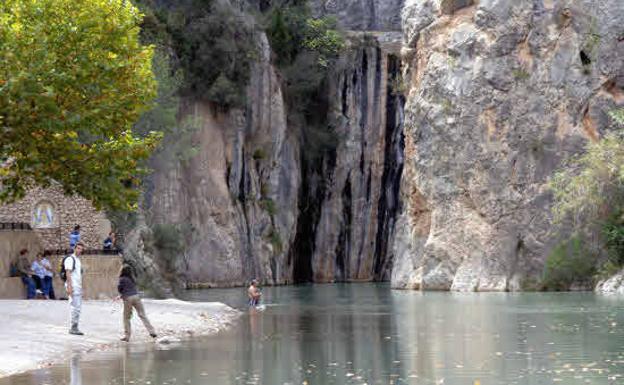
[4,284,624,385]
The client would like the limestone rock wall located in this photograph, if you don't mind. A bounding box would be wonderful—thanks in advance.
[392,0,624,291]
[143,33,300,287]
[596,270,624,295]
[125,0,624,291]
[309,0,405,31]
[302,33,405,282]
[127,19,407,287]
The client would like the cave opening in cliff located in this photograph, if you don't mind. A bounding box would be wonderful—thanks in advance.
[289,76,338,284]
[373,54,405,281]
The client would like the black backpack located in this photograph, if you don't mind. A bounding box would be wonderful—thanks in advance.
[59,255,75,282]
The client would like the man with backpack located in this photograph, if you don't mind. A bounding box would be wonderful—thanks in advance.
[62,242,84,335]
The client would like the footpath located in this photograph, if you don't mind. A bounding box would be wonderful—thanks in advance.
[0,299,239,377]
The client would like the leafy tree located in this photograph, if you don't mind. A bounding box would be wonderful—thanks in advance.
[135,0,257,108]
[134,51,182,138]
[550,133,624,227]
[265,4,344,70]
[302,17,345,67]
[0,0,161,211]
[548,110,624,278]
[263,2,345,160]
[603,212,624,266]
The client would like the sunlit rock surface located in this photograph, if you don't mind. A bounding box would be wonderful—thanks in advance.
[392,0,624,291]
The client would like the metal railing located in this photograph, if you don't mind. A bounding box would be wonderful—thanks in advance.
[0,222,32,230]
[44,248,123,256]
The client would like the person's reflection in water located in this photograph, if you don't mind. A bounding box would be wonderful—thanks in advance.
[70,354,82,385]
[249,307,260,337]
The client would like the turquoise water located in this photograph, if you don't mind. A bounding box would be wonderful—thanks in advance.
[4,284,624,384]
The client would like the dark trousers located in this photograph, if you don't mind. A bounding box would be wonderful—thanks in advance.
[44,276,55,299]
[21,275,36,299]
[32,275,42,290]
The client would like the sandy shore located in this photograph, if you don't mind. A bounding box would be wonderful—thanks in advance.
[0,299,240,377]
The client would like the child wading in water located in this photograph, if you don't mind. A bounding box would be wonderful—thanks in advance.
[117,265,157,341]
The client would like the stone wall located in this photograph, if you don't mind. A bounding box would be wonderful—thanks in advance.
[0,229,43,277]
[0,185,111,250]
[0,229,121,299]
[0,254,123,299]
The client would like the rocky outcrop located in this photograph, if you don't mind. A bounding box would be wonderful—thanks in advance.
[309,0,404,31]
[128,23,407,287]
[596,271,624,294]
[142,33,300,287]
[392,0,624,291]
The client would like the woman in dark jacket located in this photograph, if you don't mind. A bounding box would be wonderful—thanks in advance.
[117,265,157,341]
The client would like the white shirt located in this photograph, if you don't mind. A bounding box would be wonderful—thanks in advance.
[32,260,46,279]
[64,254,82,293]
[41,257,54,278]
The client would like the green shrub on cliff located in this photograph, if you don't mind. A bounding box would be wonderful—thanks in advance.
[134,0,257,108]
[603,212,624,267]
[547,110,624,284]
[265,4,344,69]
[152,223,184,257]
[263,2,345,160]
[542,237,597,290]
[609,108,624,125]
[550,132,624,228]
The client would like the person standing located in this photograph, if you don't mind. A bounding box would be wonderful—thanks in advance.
[247,279,261,308]
[41,251,55,299]
[117,265,157,341]
[65,242,84,335]
[69,225,81,250]
[16,249,36,299]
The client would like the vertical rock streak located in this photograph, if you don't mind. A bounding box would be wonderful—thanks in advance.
[127,3,409,289]
[374,54,405,281]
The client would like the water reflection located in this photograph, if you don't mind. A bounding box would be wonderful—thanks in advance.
[70,354,81,385]
[3,285,624,385]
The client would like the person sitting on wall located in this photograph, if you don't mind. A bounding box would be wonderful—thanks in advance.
[31,253,46,298]
[41,251,56,299]
[16,249,36,299]
[103,232,115,253]
[69,225,81,250]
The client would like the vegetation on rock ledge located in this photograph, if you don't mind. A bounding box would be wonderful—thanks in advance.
[547,109,624,287]
[135,0,257,109]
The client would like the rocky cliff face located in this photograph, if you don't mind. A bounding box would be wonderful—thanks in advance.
[141,34,299,287]
[309,0,404,31]
[596,270,624,295]
[130,15,407,287]
[392,0,624,291]
[294,32,404,283]
[128,0,623,291]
